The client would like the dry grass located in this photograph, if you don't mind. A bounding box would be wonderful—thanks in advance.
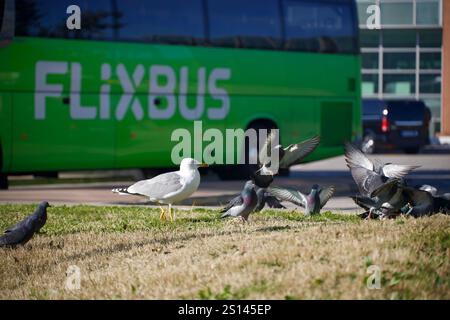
[0,204,449,300]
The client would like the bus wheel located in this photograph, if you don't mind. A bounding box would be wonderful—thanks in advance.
[0,173,8,190]
[216,121,277,181]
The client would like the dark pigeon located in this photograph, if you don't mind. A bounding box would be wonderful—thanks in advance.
[0,201,50,248]
[253,188,285,212]
[220,181,258,222]
[401,187,450,217]
[267,184,335,215]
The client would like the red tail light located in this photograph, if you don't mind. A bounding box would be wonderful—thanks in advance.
[381,116,389,133]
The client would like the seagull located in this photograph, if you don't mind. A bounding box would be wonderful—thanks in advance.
[112,158,207,221]
[220,180,258,222]
[0,201,50,248]
[267,184,335,215]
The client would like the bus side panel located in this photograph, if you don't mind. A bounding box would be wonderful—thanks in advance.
[0,93,12,172]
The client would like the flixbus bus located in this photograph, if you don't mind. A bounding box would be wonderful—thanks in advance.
[0,0,361,188]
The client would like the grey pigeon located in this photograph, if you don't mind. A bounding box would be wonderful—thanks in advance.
[267,184,335,215]
[417,184,438,196]
[254,188,285,212]
[259,132,320,171]
[220,181,258,222]
[345,142,420,189]
[401,187,450,217]
[252,133,320,188]
[0,201,50,247]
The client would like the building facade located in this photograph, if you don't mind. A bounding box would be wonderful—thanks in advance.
[356,0,443,134]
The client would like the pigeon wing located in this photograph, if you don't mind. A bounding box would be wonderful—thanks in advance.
[265,195,286,209]
[351,195,377,210]
[381,164,420,179]
[402,187,434,217]
[220,195,243,213]
[267,186,307,207]
[369,178,399,199]
[279,136,320,168]
[258,130,279,166]
[344,142,374,171]
[319,186,335,209]
[349,165,385,197]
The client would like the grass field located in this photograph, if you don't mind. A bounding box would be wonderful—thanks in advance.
[0,204,449,300]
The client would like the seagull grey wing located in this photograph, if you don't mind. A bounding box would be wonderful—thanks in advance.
[127,172,183,199]
[279,135,320,168]
[220,195,243,213]
[344,142,374,171]
[349,165,384,197]
[258,130,279,166]
[381,164,420,179]
[267,186,306,207]
[318,186,335,209]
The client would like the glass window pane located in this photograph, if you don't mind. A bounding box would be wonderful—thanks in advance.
[380,2,413,25]
[382,29,416,47]
[420,52,441,69]
[282,0,357,54]
[16,0,114,40]
[116,0,205,45]
[419,30,442,47]
[357,1,377,26]
[420,74,441,93]
[362,74,379,95]
[360,29,379,47]
[383,74,415,95]
[362,52,378,69]
[421,98,441,119]
[208,0,282,50]
[383,52,415,69]
[416,1,440,25]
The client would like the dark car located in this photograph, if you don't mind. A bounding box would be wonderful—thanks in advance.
[361,99,430,154]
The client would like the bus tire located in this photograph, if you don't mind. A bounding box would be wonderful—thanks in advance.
[217,121,277,181]
[0,174,7,190]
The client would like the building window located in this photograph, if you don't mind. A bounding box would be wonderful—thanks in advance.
[420,74,441,93]
[383,52,415,70]
[383,29,416,47]
[418,29,442,47]
[380,1,413,25]
[383,74,415,95]
[416,0,440,25]
[362,52,379,69]
[420,52,441,70]
[359,29,379,47]
[362,74,379,95]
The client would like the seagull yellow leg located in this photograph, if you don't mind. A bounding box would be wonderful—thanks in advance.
[168,204,174,222]
[159,206,166,221]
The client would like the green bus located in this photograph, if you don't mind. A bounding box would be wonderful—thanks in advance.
[0,0,361,188]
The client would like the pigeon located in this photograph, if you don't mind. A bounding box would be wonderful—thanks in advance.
[220,180,258,222]
[345,142,419,218]
[254,188,285,212]
[345,142,420,191]
[259,132,321,173]
[267,184,335,215]
[400,187,450,217]
[0,201,50,248]
[417,184,438,196]
[112,158,207,221]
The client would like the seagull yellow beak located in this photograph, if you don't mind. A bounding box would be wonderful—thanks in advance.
[200,163,209,168]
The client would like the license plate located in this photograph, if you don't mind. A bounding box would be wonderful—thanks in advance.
[401,130,419,137]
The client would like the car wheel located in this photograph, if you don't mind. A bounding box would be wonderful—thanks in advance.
[0,173,8,190]
[404,147,420,154]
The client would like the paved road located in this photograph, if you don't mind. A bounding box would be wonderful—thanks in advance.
[1,154,449,213]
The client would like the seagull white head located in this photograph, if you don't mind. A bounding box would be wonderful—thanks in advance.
[179,158,208,172]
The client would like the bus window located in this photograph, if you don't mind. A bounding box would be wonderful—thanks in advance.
[15,0,113,40]
[115,0,206,46]
[207,0,282,50]
[282,0,357,54]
